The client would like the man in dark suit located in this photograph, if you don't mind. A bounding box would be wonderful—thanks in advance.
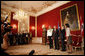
[25,32,29,44]
[52,26,59,50]
[8,31,13,46]
[22,32,25,44]
[60,26,66,51]
[15,33,18,45]
[21,32,24,44]
[18,32,21,45]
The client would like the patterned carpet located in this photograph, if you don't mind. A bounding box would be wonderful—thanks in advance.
[4,44,84,55]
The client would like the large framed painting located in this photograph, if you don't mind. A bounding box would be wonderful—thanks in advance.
[60,4,80,31]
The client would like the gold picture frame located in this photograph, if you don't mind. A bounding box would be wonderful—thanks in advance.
[60,4,80,31]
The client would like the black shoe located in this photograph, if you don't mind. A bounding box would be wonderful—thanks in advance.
[61,50,66,51]
[57,49,59,50]
[54,48,57,50]
[57,48,59,50]
[50,47,53,49]
[68,52,72,54]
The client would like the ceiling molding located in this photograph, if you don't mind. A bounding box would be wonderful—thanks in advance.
[35,1,70,16]
[1,1,57,17]
[1,4,36,16]
[1,1,70,17]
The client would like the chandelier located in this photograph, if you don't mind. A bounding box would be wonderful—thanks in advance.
[13,1,28,22]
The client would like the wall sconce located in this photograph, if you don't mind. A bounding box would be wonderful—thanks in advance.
[31,26,35,30]
[12,24,17,29]
[42,24,45,29]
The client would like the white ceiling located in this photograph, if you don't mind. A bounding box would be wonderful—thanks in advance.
[1,1,70,17]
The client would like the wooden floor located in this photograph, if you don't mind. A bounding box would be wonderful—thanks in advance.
[4,44,84,55]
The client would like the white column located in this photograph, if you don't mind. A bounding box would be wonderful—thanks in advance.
[35,16,37,37]
[28,16,30,32]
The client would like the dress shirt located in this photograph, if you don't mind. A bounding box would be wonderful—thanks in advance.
[47,29,53,36]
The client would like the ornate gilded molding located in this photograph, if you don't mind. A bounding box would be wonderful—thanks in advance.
[1,1,56,16]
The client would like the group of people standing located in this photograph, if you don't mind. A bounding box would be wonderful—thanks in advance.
[42,23,72,53]
[8,32,31,46]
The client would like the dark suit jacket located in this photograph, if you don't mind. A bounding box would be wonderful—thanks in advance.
[60,29,66,40]
[42,28,47,38]
[22,33,25,37]
[42,31,47,38]
[52,29,59,38]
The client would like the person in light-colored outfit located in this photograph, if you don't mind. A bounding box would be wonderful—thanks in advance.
[65,23,72,53]
[47,26,53,49]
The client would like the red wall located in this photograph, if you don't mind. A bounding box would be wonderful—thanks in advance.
[29,16,35,37]
[10,12,18,34]
[37,1,84,37]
